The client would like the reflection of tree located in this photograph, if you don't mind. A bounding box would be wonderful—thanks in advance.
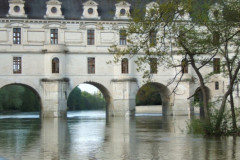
[0,118,41,156]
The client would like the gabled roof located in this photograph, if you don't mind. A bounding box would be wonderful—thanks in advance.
[0,0,158,20]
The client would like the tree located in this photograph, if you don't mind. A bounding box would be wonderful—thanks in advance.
[67,87,83,110]
[109,0,240,134]
[136,84,162,106]
[210,0,240,131]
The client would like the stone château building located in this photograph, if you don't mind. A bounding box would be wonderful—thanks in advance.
[0,0,238,117]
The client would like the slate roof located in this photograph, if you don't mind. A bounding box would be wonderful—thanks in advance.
[0,0,158,20]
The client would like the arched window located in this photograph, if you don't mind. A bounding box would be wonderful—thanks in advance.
[122,58,128,74]
[181,59,188,74]
[52,58,59,73]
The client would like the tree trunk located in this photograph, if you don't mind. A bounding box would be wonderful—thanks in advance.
[189,55,210,122]
[215,63,240,131]
[230,93,237,130]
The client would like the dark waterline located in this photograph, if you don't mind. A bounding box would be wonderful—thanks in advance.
[0,111,239,160]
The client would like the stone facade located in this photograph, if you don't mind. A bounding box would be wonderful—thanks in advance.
[0,0,239,118]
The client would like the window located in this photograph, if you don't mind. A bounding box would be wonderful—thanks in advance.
[150,58,157,74]
[149,30,157,46]
[120,30,127,45]
[215,81,219,90]
[213,58,220,74]
[122,58,128,74]
[181,59,188,74]
[13,28,21,44]
[88,57,95,74]
[50,29,58,44]
[13,57,21,74]
[52,58,59,73]
[213,31,220,46]
[87,30,94,45]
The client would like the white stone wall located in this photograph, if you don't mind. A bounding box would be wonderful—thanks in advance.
[0,18,234,117]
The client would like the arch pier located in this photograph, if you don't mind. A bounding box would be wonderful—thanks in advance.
[40,78,69,118]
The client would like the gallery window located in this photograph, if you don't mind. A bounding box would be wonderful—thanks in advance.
[150,58,157,74]
[181,59,188,74]
[88,57,95,74]
[13,28,21,44]
[120,30,127,45]
[87,30,95,45]
[121,58,128,74]
[149,30,157,46]
[213,58,220,74]
[13,57,22,74]
[215,81,219,90]
[52,57,59,73]
[50,29,58,44]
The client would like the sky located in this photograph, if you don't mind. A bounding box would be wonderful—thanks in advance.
[78,84,99,94]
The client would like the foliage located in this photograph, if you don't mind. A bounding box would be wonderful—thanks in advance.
[187,104,240,136]
[109,0,240,135]
[67,87,106,110]
[0,85,40,112]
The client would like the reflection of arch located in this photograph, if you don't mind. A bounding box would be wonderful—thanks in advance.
[136,82,172,116]
[52,57,59,73]
[68,81,112,116]
[0,83,42,112]
[194,86,211,117]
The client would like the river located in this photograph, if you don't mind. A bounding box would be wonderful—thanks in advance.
[0,111,239,160]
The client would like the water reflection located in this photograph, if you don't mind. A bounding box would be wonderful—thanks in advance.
[0,111,240,160]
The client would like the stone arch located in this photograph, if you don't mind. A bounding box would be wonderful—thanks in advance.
[68,81,113,116]
[136,82,173,116]
[0,83,42,113]
[193,86,211,117]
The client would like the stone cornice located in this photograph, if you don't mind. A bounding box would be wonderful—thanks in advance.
[46,0,62,5]
[8,0,25,4]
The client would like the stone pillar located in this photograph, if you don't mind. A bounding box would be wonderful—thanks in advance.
[41,118,69,160]
[41,78,69,118]
[111,78,138,117]
[172,76,193,116]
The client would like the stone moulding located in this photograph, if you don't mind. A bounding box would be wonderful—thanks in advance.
[111,78,137,82]
[41,78,69,82]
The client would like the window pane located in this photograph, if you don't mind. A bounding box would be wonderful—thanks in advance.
[213,58,220,74]
[52,58,59,73]
[87,30,94,45]
[122,58,128,73]
[149,30,156,46]
[150,58,157,74]
[215,81,219,90]
[50,29,58,44]
[13,57,21,74]
[181,59,188,74]
[120,30,127,45]
[13,28,21,44]
[88,57,95,74]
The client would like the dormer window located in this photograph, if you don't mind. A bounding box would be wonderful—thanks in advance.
[146,2,158,17]
[44,0,64,19]
[7,0,27,18]
[82,0,100,19]
[51,7,57,14]
[209,3,223,21]
[114,1,131,20]
[120,9,126,16]
[13,6,20,12]
[88,8,94,14]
